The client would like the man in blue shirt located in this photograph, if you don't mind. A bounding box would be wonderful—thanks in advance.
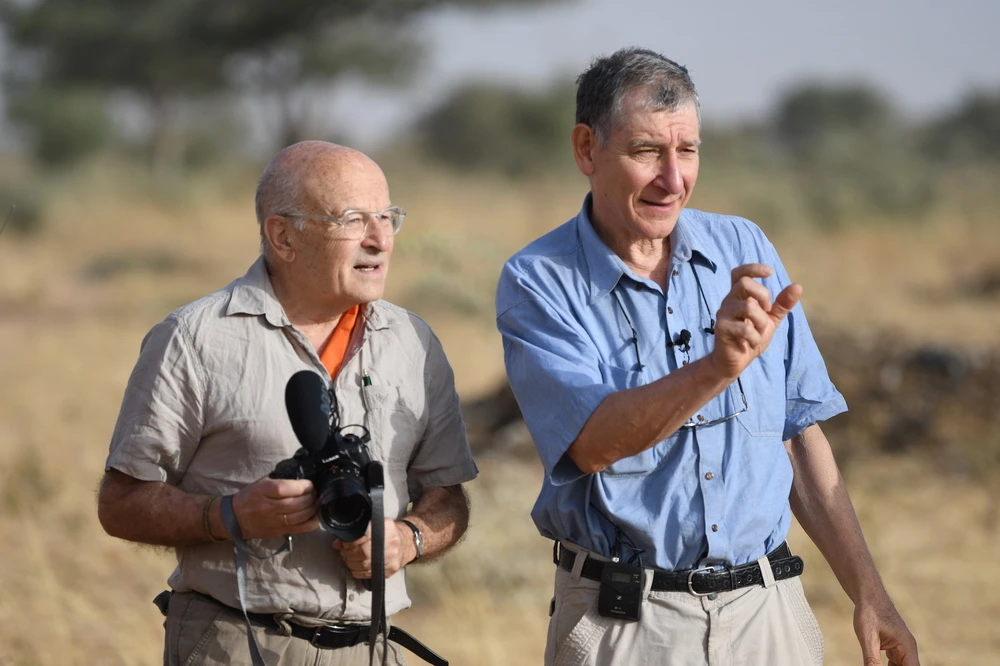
[496,48,919,666]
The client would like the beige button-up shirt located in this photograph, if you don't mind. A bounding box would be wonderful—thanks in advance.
[106,257,478,620]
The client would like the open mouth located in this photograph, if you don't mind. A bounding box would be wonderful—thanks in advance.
[354,263,382,273]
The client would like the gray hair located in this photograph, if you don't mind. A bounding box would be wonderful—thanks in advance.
[255,159,307,256]
[576,47,700,143]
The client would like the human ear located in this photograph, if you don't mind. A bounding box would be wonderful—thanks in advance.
[571,124,598,176]
[264,215,296,262]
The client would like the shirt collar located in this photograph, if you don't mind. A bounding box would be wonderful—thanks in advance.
[226,256,397,332]
[576,195,718,305]
[671,209,718,273]
[226,256,289,328]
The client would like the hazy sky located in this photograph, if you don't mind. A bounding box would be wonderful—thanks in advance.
[333,0,1000,145]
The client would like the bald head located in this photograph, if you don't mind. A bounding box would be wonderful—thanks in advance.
[255,141,388,254]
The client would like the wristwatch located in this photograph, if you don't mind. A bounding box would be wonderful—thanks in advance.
[399,518,423,562]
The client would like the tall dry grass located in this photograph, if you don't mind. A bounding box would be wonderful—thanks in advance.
[1,158,999,664]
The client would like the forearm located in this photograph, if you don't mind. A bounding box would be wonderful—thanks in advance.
[398,484,470,564]
[786,425,887,605]
[568,355,731,473]
[97,468,227,547]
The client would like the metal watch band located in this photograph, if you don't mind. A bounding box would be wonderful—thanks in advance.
[399,518,423,561]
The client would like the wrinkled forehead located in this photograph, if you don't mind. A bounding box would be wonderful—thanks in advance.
[299,152,390,214]
[609,94,701,140]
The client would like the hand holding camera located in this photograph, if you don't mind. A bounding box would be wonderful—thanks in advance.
[270,370,383,543]
[229,477,320,540]
[333,518,413,580]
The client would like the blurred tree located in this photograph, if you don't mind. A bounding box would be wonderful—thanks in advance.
[415,81,577,177]
[6,86,112,167]
[0,0,570,167]
[921,90,1000,163]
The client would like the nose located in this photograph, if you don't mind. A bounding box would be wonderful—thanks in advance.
[656,153,684,195]
[361,215,393,250]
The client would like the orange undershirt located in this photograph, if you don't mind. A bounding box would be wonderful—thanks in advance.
[319,305,360,378]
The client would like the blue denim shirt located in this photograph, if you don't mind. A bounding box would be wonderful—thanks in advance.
[495,196,847,569]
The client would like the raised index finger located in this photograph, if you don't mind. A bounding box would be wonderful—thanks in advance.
[730,263,774,285]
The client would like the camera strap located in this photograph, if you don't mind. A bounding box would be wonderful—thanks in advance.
[368,462,388,666]
[220,494,290,666]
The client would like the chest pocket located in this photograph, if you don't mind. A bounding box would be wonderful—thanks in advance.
[735,353,786,438]
[361,385,423,466]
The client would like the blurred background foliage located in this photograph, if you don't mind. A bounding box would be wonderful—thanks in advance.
[2,2,1000,664]
[0,0,997,229]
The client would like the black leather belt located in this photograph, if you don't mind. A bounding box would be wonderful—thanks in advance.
[155,591,448,665]
[245,607,447,664]
[556,542,804,596]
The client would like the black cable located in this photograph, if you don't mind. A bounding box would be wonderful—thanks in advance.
[612,290,644,371]
[691,263,716,334]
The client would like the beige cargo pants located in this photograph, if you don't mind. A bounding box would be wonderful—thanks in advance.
[546,545,825,666]
[163,591,407,666]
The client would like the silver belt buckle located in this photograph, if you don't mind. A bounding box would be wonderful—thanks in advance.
[686,566,716,596]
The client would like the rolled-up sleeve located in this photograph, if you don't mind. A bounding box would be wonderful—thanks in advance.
[765,241,848,440]
[106,316,206,484]
[405,331,479,499]
[496,274,615,485]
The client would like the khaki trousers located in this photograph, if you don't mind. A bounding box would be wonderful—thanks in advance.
[163,591,407,666]
[545,546,824,666]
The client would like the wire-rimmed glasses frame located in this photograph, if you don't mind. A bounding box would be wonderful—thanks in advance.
[680,377,748,429]
[280,205,405,240]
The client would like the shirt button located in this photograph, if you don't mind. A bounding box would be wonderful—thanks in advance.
[696,414,705,422]
[348,593,356,601]
[711,524,719,532]
[672,269,680,276]
[667,307,674,314]
[682,360,689,366]
[705,472,714,480]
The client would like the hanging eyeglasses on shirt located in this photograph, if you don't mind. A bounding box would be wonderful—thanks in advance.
[613,261,749,430]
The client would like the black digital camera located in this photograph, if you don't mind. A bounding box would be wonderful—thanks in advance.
[271,370,382,543]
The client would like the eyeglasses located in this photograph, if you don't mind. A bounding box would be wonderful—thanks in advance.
[614,261,750,430]
[681,377,748,429]
[280,206,405,240]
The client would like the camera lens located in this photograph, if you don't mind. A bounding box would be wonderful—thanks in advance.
[317,468,372,542]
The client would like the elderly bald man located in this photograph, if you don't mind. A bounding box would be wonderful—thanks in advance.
[98,141,477,666]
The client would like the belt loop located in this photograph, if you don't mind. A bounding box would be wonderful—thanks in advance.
[642,566,655,600]
[757,554,776,589]
[568,543,587,583]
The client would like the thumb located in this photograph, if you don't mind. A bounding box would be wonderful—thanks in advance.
[769,283,802,325]
[856,611,883,666]
[861,631,882,666]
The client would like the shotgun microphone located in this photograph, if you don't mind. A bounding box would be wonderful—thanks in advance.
[284,370,331,454]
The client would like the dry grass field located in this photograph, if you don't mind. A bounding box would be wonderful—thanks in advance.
[1,159,999,665]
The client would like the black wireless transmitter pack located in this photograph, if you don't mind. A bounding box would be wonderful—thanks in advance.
[597,559,645,621]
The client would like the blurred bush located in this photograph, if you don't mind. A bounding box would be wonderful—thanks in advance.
[414,81,577,178]
[0,182,44,236]
[770,83,934,227]
[921,90,1000,164]
[693,82,956,229]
